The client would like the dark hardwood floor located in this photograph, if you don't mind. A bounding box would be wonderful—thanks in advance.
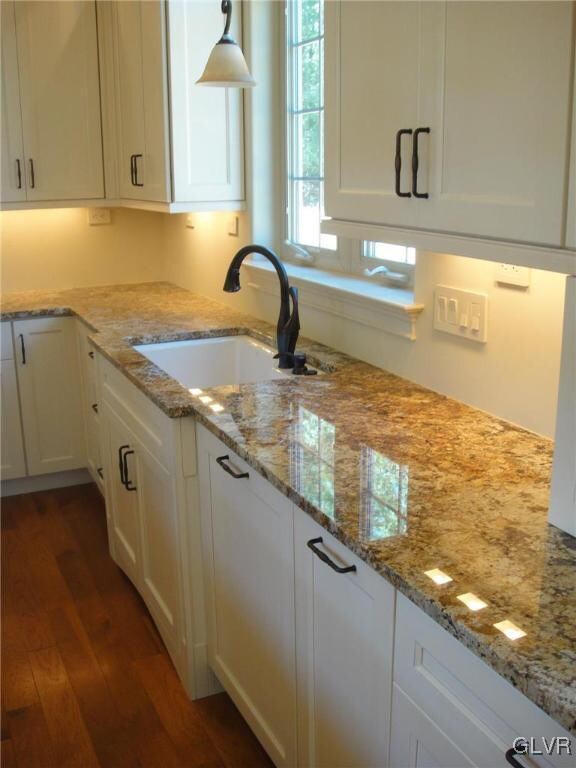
[1,483,274,768]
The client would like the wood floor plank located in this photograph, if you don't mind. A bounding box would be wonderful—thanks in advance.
[29,645,101,768]
[6,703,59,768]
[134,653,224,767]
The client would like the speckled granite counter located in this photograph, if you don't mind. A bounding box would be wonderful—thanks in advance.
[2,282,575,734]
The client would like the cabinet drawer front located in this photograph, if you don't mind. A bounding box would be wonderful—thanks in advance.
[1,322,13,360]
[99,355,174,469]
[394,595,573,768]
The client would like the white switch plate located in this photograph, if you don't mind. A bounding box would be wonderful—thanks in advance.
[434,285,488,343]
[87,207,111,225]
[185,214,195,229]
[495,262,530,288]
[228,215,239,237]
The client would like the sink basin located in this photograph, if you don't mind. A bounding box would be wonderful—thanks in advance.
[134,335,317,389]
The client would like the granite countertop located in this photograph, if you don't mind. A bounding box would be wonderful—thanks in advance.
[2,281,575,734]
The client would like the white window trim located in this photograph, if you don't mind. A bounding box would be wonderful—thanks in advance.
[244,258,424,341]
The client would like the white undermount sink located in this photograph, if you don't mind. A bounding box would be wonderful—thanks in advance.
[134,335,317,389]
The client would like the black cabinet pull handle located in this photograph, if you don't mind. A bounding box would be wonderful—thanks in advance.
[130,154,136,185]
[88,350,95,359]
[122,449,137,491]
[16,159,22,189]
[395,129,413,198]
[96,467,104,479]
[118,444,129,487]
[91,403,99,414]
[505,748,525,767]
[307,537,357,574]
[18,333,26,365]
[133,154,143,187]
[216,454,249,479]
[412,127,430,199]
[29,158,35,189]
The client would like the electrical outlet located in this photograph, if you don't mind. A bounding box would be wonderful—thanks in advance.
[434,285,488,343]
[185,214,195,229]
[495,262,530,288]
[228,215,239,237]
[87,208,111,225]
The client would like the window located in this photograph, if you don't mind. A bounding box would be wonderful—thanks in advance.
[363,242,416,267]
[286,0,336,251]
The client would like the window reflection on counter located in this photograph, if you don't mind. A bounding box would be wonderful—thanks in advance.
[291,406,336,519]
[360,446,408,541]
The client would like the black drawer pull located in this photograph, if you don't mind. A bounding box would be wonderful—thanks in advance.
[395,128,413,198]
[16,158,22,189]
[29,158,35,188]
[130,154,136,186]
[88,350,95,359]
[133,154,143,187]
[505,748,524,767]
[91,403,98,414]
[216,454,249,479]
[118,444,129,487]
[122,449,137,491]
[412,126,430,199]
[18,333,26,365]
[96,467,104,479]
[307,537,356,574]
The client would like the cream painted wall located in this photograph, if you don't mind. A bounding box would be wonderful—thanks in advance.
[162,211,565,438]
[0,207,165,292]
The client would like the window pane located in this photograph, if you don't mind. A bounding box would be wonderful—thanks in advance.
[294,180,321,248]
[364,242,416,265]
[296,41,321,111]
[295,112,321,177]
[298,0,320,41]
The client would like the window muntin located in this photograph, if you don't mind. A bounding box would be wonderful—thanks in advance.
[286,0,336,251]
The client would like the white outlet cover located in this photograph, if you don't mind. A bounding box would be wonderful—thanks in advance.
[87,207,111,225]
[495,262,530,288]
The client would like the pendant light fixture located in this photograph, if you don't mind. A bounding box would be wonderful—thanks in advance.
[196,0,255,88]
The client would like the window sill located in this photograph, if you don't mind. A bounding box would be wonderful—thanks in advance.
[244,258,425,340]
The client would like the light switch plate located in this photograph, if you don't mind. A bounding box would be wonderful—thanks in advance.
[434,285,488,343]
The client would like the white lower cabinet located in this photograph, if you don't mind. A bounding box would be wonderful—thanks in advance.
[294,509,395,768]
[198,425,297,768]
[1,323,26,479]
[12,317,85,476]
[76,321,103,491]
[99,358,185,676]
[390,594,574,768]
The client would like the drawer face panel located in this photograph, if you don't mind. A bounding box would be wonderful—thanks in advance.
[1,322,13,360]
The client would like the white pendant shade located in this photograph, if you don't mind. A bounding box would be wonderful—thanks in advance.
[196,41,255,88]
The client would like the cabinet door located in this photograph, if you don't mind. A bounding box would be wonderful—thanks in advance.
[13,318,84,476]
[14,1,104,201]
[133,441,181,653]
[113,0,170,202]
[418,1,574,245]
[199,427,296,768]
[1,360,27,481]
[390,686,474,768]
[1,2,26,203]
[567,59,576,250]
[294,510,395,768]
[325,1,424,227]
[101,401,141,586]
[167,0,244,203]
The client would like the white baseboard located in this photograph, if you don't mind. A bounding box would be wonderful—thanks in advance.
[1,468,93,497]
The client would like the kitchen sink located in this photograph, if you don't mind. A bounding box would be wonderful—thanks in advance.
[134,335,318,389]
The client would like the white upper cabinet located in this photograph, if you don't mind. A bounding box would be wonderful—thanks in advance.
[325,1,424,228]
[1,3,26,204]
[112,0,171,202]
[418,1,574,246]
[12,1,104,202]
[325,1,576,249]
[108,0,245,209]
[167,0,244,204]
[567,58,576,250]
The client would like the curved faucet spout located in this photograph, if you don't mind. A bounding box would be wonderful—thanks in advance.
[223,244,300,369]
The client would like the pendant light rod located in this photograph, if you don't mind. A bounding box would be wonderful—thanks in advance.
[221,0,232,38]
